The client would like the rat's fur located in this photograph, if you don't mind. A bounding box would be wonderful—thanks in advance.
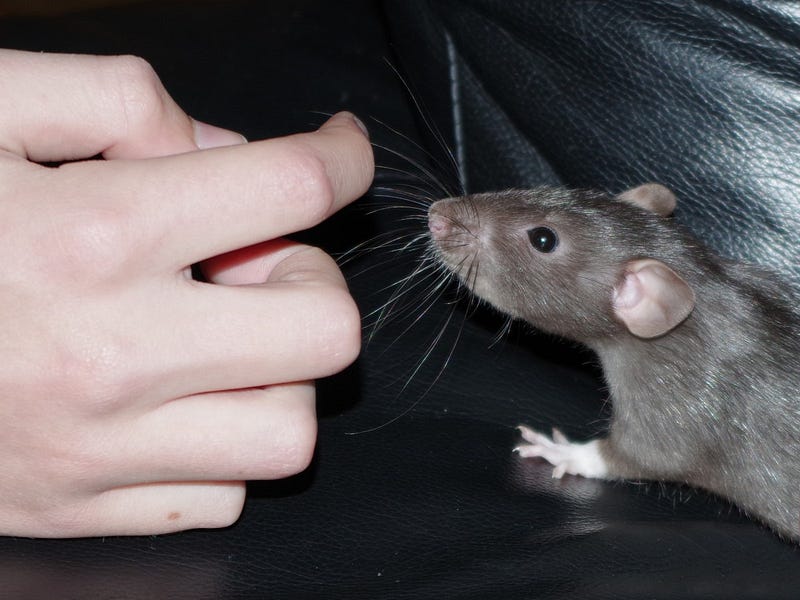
[428,186,800,541]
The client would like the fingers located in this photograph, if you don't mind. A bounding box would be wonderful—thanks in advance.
[0,478,246,538]
[0,50,368,538]
[0,50,244,162]
[200,238,312,286]
[90,481,246,536]
[26,383,316,537]
[156,110,372,268]
[9,384,316,536]
[72,482,246,538]
[110,383,317,487]
[74,243,358,402]
[54,110,373,271]
[157,245,360,397]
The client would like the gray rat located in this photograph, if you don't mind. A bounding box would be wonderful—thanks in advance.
[427,184,800,541]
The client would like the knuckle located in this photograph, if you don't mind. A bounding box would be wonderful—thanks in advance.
[284,146,335,223]
[43,436,109,489]
[107,54,168,129]
[315,286,362,371]
[111,54,158,81]
[274,405,318,477]
[46,333,133,415]
[50,206,134,279]
[196,484,246,529]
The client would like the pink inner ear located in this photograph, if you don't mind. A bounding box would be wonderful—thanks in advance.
[613,259,695,338]
[612,272,643,309]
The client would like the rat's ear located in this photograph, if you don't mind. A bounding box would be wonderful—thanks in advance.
[617,183,677,217]
[613,259,695,338]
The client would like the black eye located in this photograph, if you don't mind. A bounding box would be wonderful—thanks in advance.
[527,227,558,253]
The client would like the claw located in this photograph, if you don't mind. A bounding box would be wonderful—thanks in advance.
[552,428,568,445]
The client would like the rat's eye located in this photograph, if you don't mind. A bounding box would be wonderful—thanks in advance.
[527,227,558,253]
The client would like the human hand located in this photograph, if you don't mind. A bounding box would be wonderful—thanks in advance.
[0,50,373,537]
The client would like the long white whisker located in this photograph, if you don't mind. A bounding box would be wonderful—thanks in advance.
[345,300,462,436]
[379,59,463,190]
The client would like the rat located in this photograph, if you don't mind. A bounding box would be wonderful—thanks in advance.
[427,183,800,541]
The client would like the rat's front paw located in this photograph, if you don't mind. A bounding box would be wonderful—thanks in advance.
[514,425,609,479]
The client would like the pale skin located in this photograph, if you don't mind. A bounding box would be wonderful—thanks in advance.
[0,49,374,537]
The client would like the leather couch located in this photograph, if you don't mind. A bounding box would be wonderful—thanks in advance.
[3,1,799,597]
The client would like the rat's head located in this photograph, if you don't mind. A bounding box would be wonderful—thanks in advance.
[427,184,695,342]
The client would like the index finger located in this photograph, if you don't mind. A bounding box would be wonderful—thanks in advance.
[61,111,374,270]
[0,49,244,161]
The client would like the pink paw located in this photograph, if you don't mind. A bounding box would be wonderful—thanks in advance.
[514,424,608,479]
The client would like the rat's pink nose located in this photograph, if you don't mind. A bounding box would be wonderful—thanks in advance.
[428,212,450,239]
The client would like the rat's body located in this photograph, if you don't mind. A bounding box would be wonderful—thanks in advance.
[427,185,800,541]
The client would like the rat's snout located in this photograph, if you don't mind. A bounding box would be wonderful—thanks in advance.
[428,205,451,241]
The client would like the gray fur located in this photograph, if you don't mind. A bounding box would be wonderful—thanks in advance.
[428,187,800,541]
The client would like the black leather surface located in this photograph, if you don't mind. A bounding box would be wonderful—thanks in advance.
[3,1,800,598]
[385,0,800,289]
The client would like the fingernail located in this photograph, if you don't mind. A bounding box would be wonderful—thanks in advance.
[327,111,369,139]
[351,114,370,139]
[193,119,248,149]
